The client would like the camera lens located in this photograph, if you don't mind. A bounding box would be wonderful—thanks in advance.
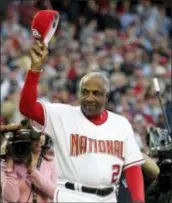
[10,141,31,162]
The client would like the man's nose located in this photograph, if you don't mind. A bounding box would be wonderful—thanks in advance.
[86,93,95,101]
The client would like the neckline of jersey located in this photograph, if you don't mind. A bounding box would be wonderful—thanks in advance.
[80,107,108,126]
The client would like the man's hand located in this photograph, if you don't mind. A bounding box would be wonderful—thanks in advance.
[30,40,48,72]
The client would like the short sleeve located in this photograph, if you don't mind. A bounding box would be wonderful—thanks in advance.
[123,119,145,170]
[31,102,71,140]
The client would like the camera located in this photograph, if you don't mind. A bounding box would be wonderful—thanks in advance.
[1,128,41,163]
[147,127,172,195]
[147,126,172,158]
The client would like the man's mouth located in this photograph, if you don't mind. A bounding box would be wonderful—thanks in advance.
[85,104,96,108]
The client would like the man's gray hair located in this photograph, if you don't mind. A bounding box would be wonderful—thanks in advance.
[79,71,110,93]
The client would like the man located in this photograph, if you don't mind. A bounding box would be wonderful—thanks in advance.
[19,40,145,202]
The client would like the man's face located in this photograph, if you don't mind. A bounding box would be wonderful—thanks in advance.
[79,77,108,117]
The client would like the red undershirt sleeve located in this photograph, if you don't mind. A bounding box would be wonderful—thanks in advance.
[124,165,145,203]
[19,70,44,125]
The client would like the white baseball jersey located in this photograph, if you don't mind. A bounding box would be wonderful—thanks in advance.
[32,103,144,202]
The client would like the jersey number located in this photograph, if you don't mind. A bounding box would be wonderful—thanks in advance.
[111,164,120,183]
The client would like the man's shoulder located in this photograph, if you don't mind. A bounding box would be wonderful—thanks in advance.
[42,102,81,117]
[41,102,79,111]
[107,111,129,125]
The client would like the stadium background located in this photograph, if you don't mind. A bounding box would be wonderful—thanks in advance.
[0,0,172,202]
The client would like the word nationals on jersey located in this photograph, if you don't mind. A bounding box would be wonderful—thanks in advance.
[70,134,124,159]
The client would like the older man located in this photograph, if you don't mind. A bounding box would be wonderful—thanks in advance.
[19,40,145,202]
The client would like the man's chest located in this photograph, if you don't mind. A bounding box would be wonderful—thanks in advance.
[53,115,127,186]
[56,117,126,160]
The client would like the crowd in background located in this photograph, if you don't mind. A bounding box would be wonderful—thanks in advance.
[1,0,171,153]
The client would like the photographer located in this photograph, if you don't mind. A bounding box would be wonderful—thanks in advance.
[150,129,172,203]
[1,122,58,203]
[118,151,160,203]
[117,125,160,203]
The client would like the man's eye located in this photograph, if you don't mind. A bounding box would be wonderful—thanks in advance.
[94,91,101,96]
[82,90,88,95]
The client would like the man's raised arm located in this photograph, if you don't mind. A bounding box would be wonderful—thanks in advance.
[19,41,48,125]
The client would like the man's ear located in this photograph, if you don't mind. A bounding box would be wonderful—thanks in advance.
[106,92,110,101]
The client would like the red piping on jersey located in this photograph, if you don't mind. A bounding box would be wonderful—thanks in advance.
[19,70,108,126]
[124,159,144,169]
[124,165,145,202]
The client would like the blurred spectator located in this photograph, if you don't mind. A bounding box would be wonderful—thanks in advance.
[1,2,30,50]
[0,1,171,202]
[1,0,171,133]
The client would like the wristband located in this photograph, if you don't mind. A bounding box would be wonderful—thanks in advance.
[30,68,44,73]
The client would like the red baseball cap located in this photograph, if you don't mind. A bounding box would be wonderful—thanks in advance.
[31,10,59,47]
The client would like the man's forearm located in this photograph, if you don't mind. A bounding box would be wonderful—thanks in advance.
[142,153,160,180]
[124,165,145,202]
[19,70,44,125]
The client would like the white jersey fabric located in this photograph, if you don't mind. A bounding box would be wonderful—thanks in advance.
[32,103,144,202]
